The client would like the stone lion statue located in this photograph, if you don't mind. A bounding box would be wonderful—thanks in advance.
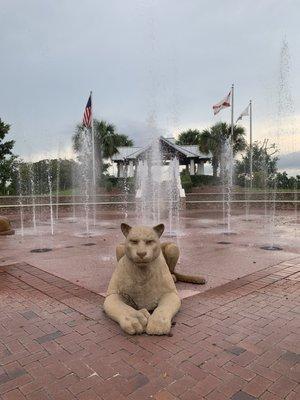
[103,223,205,335]
[0,216,15,236]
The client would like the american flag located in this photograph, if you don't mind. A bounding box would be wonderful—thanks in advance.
[82,94,92,128]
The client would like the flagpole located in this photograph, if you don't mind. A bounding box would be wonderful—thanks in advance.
[226,83,234,233]
[90,91,96,227]
[249,100,253,189]
[90,91,96,188]
[231,84,234,139]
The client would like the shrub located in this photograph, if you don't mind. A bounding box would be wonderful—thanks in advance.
[101,176,135,192]
[190,175,220,186]
[180,170,193,192]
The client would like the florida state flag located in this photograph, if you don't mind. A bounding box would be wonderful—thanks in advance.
[213,91,231,115]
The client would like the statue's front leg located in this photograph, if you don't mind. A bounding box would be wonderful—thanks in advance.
[104,294,150,335]
[146,292,181,335]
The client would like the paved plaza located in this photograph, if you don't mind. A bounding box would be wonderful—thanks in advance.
[0,259,299,400]
[0,210,299,399]
[1,1,299,398]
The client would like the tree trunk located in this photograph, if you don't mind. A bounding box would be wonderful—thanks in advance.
[212,157,218,177]
[212,165,218,177]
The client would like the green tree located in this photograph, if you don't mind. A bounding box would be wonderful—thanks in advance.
[73,119,133,159]
[276,171,300,190]
[73,119,133,187]
[11,158,81,196]
[235,141,278,188]
[57,159,79,191]
[276,171,290,189]
[114,134,134,147]
[199,122,246,177]
[0,119,17,195]
[176,129,201,145]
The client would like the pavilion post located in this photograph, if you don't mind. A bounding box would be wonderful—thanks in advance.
[190,159,195,175]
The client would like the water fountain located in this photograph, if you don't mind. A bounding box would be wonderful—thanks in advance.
[81,130,91,236]
[62,160,78,223]
[71,166,77,222]
[243,158,252,222]
[75,129,101,237]
[277,38,298,238]
[29,162,37,232]
[46,159,54,236]
[262,38,295,251]
[17,164,24,238]
[166,157,181,237]
[136,139,163,225]
[151,138,163,224]
[55,158,60,220]
[123,164,129,220]
[136,138,183,236]
[221,137,235,235]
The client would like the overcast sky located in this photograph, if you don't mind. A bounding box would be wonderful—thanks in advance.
[1,0,299,174]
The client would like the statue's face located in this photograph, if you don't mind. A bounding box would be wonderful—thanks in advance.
[121,224,164,266]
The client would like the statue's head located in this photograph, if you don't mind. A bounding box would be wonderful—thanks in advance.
[121,223,164,266]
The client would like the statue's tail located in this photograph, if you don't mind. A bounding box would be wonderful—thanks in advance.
[174,272,206,285]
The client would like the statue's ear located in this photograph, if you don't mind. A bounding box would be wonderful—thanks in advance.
[121,223,132,237]
[153,223,164,238]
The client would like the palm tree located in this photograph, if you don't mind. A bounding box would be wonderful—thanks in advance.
[72,119,133,183]
[235,141,278,187]
[199,122,246,177]
[114,134,134,147]
[73,119,133,160]
[176,129,201,145]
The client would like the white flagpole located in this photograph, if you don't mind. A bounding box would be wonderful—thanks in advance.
[231,84,234,139]
[90,91,96,227]
[90,91,96,187]
[227,83,234,233]
[249,100,253,189]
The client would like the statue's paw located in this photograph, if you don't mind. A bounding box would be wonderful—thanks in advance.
[120,315,144,335]
[136,308,151,328]
[120,309,150,335]
[146,314,171,335]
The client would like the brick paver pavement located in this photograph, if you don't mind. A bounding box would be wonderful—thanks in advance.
[0,260,299,399]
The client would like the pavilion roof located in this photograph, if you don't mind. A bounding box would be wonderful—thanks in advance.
[111,136,211,161]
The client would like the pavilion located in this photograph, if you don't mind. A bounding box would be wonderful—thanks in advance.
[111,136,211,178]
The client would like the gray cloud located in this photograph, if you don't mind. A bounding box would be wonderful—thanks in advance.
[0,0,299,163]
[278,151,300,171]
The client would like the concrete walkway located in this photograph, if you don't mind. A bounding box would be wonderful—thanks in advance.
[1,213,299,300]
